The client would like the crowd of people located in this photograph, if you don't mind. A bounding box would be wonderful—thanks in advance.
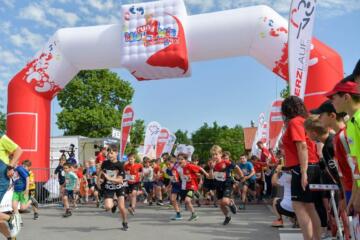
[0,60,360,239]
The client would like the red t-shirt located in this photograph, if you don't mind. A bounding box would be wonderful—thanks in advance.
[282,116,319,168]
[153,164,164,181]
[182,163,201,191]
[76,168,83,179]
[124,163,143,184]
[260,148,278,165]
[96,152,106,164]
[334,129,353,191]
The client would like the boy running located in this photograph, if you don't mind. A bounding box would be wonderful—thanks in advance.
[166,157,182,220]
[124,153,142,215]
[62,163,79,217]
[209,145,244,225]
[100,145,128,230]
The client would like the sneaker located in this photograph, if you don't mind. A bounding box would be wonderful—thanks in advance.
[33,212,39,220]
[238,203,245,210]
[122,222,128,231]
[62,210,72,218]
[156,201,164,206]
[149,202,153,206]
[188,213,199,221]
[143,199,148,204]
[223,216,231,225]
[127,207,135,216]
[30,196,39,208]
[8,214,20,237]
[271,219,284,227]
[111,205,117,213]
[229,204,237,214]
[171,215,183,221]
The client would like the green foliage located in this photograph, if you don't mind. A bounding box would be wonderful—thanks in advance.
[125,119,145,155]
[0,111,5,134]
[174,129,192,145]
[56,70,134,137]
[280,84,290,99]
[191,122,244,164]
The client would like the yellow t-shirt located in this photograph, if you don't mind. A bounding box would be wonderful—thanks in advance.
[29,171,36,190]
[346,109,360,187]
[0,135,18,165]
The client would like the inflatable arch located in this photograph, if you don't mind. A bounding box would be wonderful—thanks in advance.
[6,0,343,180]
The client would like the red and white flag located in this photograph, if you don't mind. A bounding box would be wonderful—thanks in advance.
[143,121,161,158]
[288,0,317,99]
[163,133,176,155]
[155,128,170,159]
[120,105,134,160]
[268,100,283,149]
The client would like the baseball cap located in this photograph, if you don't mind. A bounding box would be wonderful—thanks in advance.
[325,81,360,98]
[310,100,347,117]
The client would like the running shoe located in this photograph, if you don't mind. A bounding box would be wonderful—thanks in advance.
[122,222,128,231]
[156,201,164,206]
[229,204,237,214]
[188,213,199,221]
[271,219,284,227]
[111,205,117,213]
[238,203,245,210]
[62,210,72,218]
[33,212,39,220]
[223,216,231,225]
[171,215,183,221]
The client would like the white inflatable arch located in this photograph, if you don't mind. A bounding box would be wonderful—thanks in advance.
[7,0,343,179]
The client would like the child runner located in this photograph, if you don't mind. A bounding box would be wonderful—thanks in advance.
[178,153,209,221]
[209,145,244,225]
[62,163,79,217]
[12,160,39,225]
[153,159,164,206]
[166,157,182,220]
[203,159,217,207]
[142,157,154,206]
[28,163,38,220]
[100,145,128,230]
[124,153,142,216]
[238,155,256,210]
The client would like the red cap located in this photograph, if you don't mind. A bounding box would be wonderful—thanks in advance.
[325,81,360,98]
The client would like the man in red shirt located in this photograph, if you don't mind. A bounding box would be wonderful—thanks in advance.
[179,153,208,221]
[124,153,142,215]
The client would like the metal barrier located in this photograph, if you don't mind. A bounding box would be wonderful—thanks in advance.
[31,168,62,206]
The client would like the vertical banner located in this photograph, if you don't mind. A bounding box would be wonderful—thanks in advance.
[288,0,317,99]
[268,100,284,149]
[251,113,266,156]
[120,105,134,160]
[163,133,176,155]
[155,128,170,159]
[143,121,161,158]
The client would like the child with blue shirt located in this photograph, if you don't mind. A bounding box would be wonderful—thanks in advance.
[238,155,256,210]
[12,160,39,226]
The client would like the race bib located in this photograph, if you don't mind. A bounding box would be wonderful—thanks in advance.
[214,172,226,182]
[125,174,135,181]
[181,175,190,182]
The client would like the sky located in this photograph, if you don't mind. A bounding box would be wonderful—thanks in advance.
[0,0,360,137]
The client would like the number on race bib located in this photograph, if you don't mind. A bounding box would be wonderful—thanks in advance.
[214,172,226,182]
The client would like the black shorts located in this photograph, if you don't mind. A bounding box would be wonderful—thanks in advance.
[203,179,216,191]
[244,179,256,191]
[104,188,125,199]
[64,190,74,199]
[163,178,170,187]
[275,199,296,218]
[127,183,141,193]
[215,181,232,199]
[143,182,153,194]
[291,165,320,203]
[180,190,194,201]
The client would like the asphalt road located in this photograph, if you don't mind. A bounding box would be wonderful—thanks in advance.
[17,203,302,240]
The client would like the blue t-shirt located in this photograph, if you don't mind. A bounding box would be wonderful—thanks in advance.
[13,166,30,192]
[238,162,256,181]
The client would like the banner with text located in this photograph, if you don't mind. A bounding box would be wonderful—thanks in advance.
[155,128,170,159]
[288,0,317,99]
[120,105,134,160]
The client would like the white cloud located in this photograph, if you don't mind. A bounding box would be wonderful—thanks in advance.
[10,28,45,51]
[88,0,115,11]
[19,4,56,28]
[0,21,12,35]
[0,50,21,65]
[0,80,6,91]
[1,0,15,8]
[48,7,80,26]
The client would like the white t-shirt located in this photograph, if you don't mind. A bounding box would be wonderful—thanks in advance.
[278,173,294,213]
[142,167,154,182]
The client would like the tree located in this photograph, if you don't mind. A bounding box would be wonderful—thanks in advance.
[0,112,5,134]
[191,122,244,163]
[174,129,191,145]
[280,84,290,99]
[125,119,145,155]
[56,70,134,137]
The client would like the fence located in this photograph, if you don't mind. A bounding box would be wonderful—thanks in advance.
[31,168,62,206]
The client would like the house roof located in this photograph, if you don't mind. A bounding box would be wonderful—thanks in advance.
[243,127,257,151]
